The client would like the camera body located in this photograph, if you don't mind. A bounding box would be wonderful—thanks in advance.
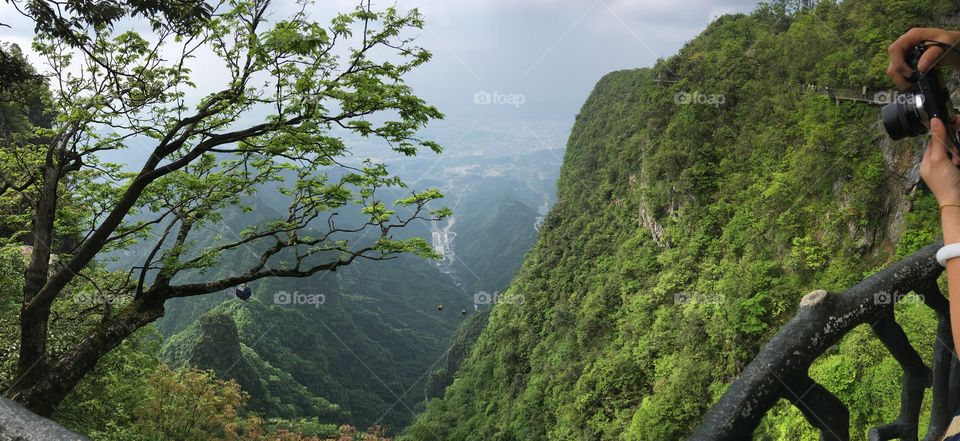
[881,43,958,146]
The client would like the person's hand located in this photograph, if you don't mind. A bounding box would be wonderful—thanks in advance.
[921,117,960,204]
[887,28,960,90]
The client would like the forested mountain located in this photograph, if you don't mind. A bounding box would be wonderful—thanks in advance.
[9,0,960,440]
[149,152,552,432]
[444,179,542,295]
[157,256,467,430]
[404,1,960,439]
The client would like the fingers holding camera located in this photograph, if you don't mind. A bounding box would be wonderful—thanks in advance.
[887,52,916,91]
[921,118,960,204]
[923,121,943,162]
[923,30,960,72]
[889,28,938,88]
[888,28,960,89]
[919,45,951,74]
[927,117,959,161]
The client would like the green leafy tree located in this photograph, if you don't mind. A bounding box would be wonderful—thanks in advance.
[0,0,211,99]
[135,366,247,441]
[3,0,448,416]
[1,0,211,40]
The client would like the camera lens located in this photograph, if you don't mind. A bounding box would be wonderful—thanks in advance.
[882,93,929,140]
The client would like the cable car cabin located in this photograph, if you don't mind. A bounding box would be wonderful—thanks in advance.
[235,284,252,301]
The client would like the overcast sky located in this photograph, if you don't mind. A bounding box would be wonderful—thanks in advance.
[0,0,762,156]
[390,0,761,121]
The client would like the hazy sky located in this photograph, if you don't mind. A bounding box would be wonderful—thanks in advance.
[0,0,762,155]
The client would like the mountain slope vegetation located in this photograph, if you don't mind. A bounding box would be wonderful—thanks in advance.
[404,1,960,439]
[157,245,474,430]
[153,172,542,432]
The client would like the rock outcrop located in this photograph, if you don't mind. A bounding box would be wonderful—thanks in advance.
[0,398,87,441]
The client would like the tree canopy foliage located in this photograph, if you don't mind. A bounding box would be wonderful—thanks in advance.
[0,0,448,420]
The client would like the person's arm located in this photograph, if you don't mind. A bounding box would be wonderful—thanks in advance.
[889,30,960,355]
[920,118,960,355]
[943,206,960,352]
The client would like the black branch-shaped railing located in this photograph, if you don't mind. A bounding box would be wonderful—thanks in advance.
[690,242,959,441]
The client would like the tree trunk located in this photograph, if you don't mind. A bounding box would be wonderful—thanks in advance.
[8,297,165,416]
[14,162,59,396]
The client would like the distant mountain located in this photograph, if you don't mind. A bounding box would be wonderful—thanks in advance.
[160,310,343,420]
[153,143,559,433]
[445,179,541,295]
[158,251,472,430]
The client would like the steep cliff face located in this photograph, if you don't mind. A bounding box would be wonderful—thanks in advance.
[404,1,960,440]
[423,310,491,401]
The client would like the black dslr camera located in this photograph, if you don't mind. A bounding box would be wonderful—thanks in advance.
[881,43,959,151]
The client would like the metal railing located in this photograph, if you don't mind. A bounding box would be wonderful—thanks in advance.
[691,242,955,441]
[800,84,904,106]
